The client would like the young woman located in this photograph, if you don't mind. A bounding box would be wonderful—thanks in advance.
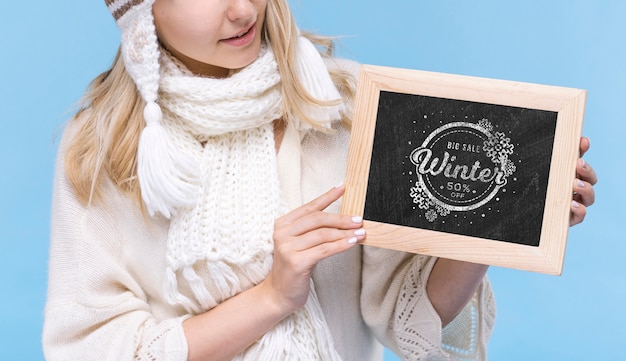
[43,0,597,360]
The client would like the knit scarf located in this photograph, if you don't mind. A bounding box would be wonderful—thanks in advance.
[156,44,343,360]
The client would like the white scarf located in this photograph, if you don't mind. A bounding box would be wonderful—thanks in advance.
[156,44,344,360]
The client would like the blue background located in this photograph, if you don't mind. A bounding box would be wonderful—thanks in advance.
[1,1,624,360]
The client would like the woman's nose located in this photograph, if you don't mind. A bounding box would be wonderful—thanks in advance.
[227,0,255,22]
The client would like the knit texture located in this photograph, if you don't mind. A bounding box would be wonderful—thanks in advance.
[107,0,159,103]
[104,0,345,218]
[156,45,342,360]
[105,0,199,218]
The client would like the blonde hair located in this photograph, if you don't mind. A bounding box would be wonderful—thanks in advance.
[65,0,356,208]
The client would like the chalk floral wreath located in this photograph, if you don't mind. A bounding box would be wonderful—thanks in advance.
[409,118,517,223]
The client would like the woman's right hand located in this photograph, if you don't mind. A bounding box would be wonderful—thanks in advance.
[261,184,365,315]
[182,184,364,360]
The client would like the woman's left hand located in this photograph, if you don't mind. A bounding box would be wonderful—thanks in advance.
[570,136,597,226]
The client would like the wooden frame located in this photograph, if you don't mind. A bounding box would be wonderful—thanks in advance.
[341,65,586,275]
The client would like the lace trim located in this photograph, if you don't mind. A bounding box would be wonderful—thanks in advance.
[394,259,442,360]
[134,318,187,361]
[441,295,480,360]
[394,260,492,361]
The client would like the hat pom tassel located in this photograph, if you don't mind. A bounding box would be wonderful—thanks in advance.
[138,102,198,218]
[294,35,346,127]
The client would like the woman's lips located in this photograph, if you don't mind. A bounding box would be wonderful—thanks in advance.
[221,22,256,46]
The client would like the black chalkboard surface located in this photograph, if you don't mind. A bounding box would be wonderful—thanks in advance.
[341,65,586,274]
[365,92,558,247]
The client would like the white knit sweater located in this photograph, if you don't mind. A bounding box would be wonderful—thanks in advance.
[43,59,495,361]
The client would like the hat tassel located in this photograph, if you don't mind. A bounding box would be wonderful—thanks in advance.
[137,102,199,218]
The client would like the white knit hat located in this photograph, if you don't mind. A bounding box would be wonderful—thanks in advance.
[104,0,345,218]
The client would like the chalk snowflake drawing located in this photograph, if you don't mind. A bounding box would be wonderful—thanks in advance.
[503,159,517,177]
[435,204,451,217]
[478,118,493,132]
[483,131,514,164]
[409,118,517,223]
[425,209,438,222]
[410,182,433,210]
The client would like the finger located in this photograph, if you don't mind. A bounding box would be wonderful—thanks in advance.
[284,212,363,238]
[578,136,591,158]
[273,229,364,275]
[277,184,346,225]
[576,158,597,186]
[570,200,587,226]
[305,232,363,264]
[573,178,595,207]
[287,227,366,252]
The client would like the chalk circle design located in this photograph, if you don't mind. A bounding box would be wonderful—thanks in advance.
[409,119,517,222]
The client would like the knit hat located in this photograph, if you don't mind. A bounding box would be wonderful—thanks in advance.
[104,0,345,218]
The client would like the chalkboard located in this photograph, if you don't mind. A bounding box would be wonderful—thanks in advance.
[341,65,586,274]
[366,92,557,247]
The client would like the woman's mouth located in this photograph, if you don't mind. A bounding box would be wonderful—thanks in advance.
[222,22,256,46]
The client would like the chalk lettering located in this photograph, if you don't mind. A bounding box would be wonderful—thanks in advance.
[410,148,506,184]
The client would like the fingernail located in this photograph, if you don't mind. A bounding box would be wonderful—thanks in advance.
[581,158,587,169]
[572,200,580,208]
[577,179,584,188]
[347,237,358,244]
[354,228,366,236]
[334,181,344,189]
[352,216,363,223]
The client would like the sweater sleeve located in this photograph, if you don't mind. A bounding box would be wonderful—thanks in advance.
[360,247,496,360]
[42,131,189,361]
